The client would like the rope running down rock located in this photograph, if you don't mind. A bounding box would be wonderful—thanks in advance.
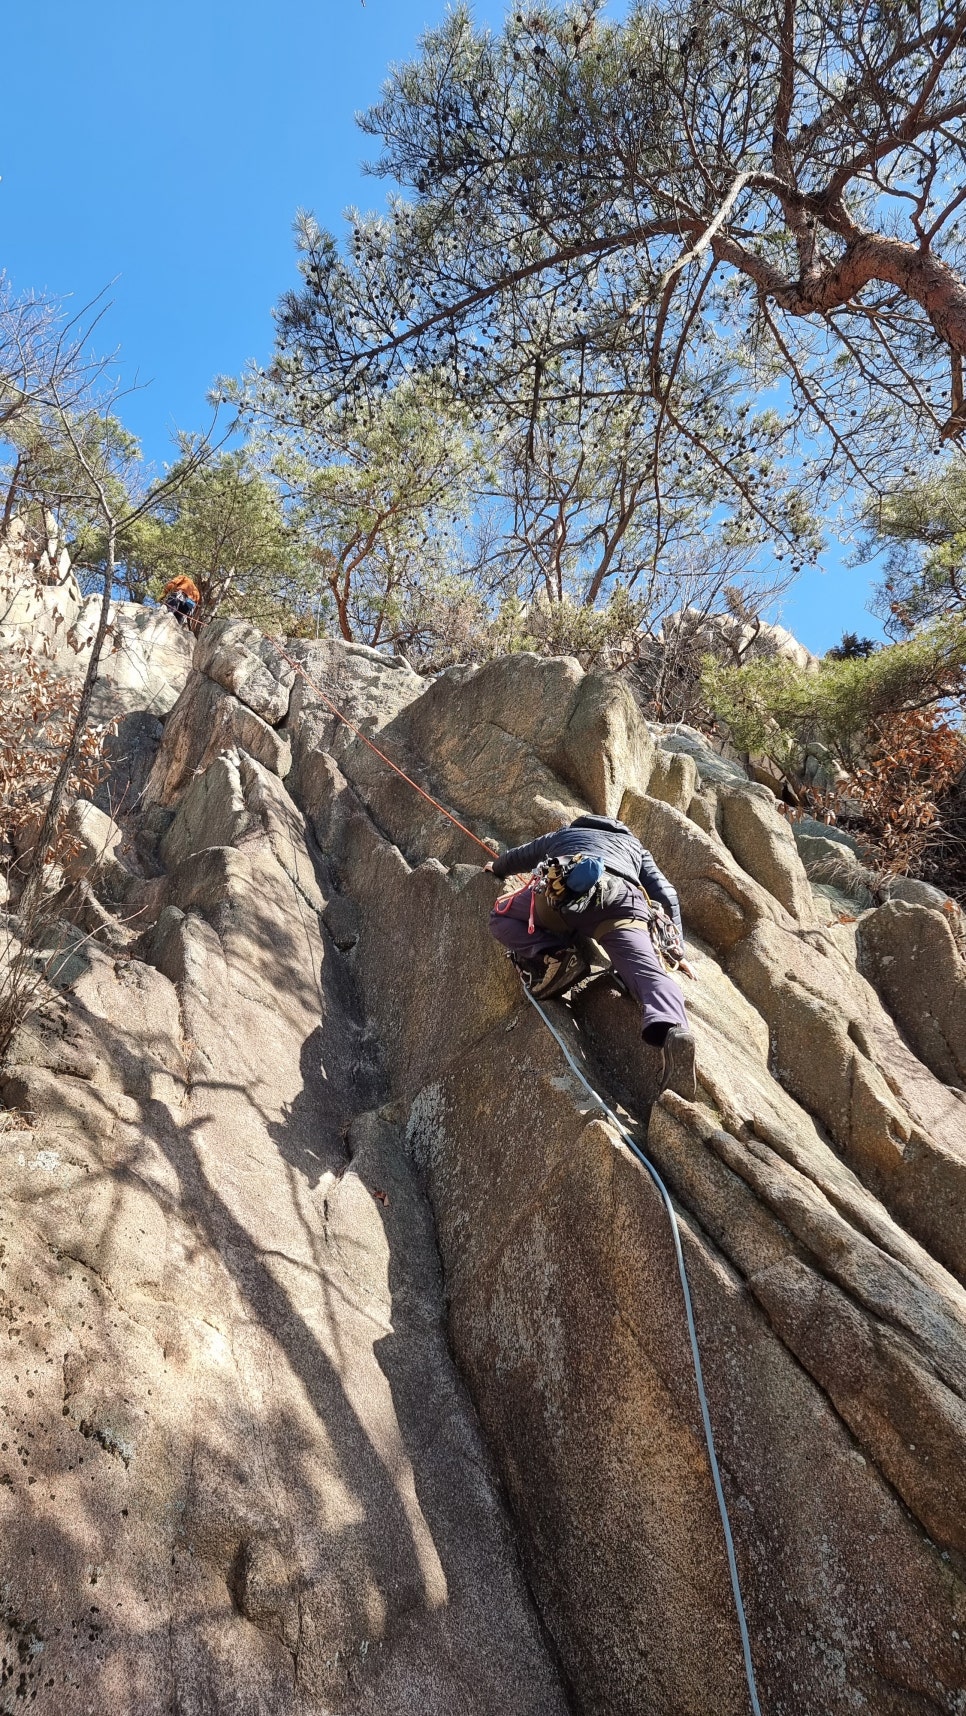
[279,641,763,1713]
[277,646,494,857]
[520,984,763,1715]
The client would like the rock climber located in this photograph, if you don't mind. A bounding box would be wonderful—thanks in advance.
[484,812,697,1099]
[162,575,201,626]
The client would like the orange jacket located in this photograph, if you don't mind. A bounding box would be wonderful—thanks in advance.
[163,575,201,605]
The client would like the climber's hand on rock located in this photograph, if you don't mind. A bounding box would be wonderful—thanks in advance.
[483,860,495,874]
[678,958,697,981]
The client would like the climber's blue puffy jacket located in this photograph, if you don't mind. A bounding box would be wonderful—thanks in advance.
[491,814,683,937]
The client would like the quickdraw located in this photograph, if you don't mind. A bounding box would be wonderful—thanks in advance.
[644,899,687,972]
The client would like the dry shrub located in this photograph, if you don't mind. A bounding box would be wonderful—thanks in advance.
[391,580,652,675]
[1,639,112,1064]
[1,638,111,873]
[810,707,966,883]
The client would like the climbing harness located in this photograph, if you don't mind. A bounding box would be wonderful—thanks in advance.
[496,857,688,973]
[269,641,762,1714]
[522,982,763,1716]
[641,897,688,971]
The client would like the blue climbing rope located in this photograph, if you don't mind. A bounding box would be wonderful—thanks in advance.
[522,984,764,1716]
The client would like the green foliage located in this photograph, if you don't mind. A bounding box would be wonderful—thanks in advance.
[864,461,966,634]
[701,619,966,771]
[273,0,966,589]
[115,449,314,632]
[2,409,139,559]
[229,370,477,645]
[826,632,878,661]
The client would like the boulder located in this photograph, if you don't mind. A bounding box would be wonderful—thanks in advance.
[793,815,862,853]
[549,671,654,815]
[686,790,720,837]
[729,917,966,1280]
[63,799,137,902]
[144,671,292,811]
[410,652,584,764]
[93,709,165,821]
[857,899,966,1088]
[801,740,850,792]
[285,636,426,759]
[656,727,748,788]
[810,880,865,925]
[620,789,790,950]
[883,875,965,930]
[794,829,863,873]
[794,832,847,871]
[195,616,295,723]
[90,603,193,717]
[159,752,256,870]
[717,783,816,921]
[402,655,589,847]
[0,557,82,660]
[284,641,494,869]
[661,609,819,672]
[792,819,876,907]
[647,746,699,812]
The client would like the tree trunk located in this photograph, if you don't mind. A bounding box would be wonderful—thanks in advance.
[330,568,354,641]
[1,455,24,532]
[201,567,235,626]
[716,228,966,354]
[19,520,117,919]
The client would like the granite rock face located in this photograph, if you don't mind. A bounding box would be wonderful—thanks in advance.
[0,515,82,660]
[87,602,194,719]
[858,897,966,1088]
[281,645,966,1716]
[195,616,296,724]
[4,624,966,1716]
[63,799,137,902]
[0,635,568,1715]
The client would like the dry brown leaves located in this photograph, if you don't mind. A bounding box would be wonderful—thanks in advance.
[0,638,112,870]
[810,707,966,878]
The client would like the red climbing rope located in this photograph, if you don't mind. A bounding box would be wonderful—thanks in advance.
[275,645,494,859]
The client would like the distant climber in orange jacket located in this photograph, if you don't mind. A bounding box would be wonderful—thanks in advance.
[162,575,201,625]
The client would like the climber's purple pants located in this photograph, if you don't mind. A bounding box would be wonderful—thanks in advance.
[489,881,688,1042]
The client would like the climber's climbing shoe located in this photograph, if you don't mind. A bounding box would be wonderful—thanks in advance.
[660,1027,697,1100]
[529,947,591,1000]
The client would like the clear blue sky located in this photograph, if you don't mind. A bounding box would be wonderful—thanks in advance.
[1,0,883,653]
